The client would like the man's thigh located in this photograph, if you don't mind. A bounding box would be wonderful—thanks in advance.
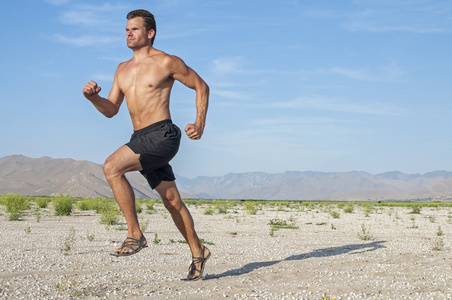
[105,145,143,174]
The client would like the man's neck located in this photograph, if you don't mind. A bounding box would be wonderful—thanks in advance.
[132,46,154,61]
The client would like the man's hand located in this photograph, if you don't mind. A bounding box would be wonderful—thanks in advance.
[185,124,203,140]
[83,81,102,99]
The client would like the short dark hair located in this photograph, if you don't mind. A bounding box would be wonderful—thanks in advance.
[127,9,156,45]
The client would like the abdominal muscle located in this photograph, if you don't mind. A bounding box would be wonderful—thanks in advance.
[125,85,173,131]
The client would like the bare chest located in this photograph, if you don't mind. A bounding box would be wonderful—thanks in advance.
[117,61,172,95]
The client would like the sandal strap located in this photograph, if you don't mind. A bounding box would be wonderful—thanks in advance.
[188,247,207,272]
[119,237,143,250]
[123,237,141,245]
[191,256,206,264]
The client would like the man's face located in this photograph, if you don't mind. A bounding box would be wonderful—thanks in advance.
[126,17,153,49]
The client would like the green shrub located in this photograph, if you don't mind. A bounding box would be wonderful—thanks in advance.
[344,204,354,213]
[98,202,120,225]
[35,197,51,209]
[330,210,341,219]
[203,206,215,215]
[244,202,259,215]
[357,223,373,241]
[437,226,443,236]
[145,200,157,214]
[60,226,76,255]
[4,194,31,220]
[135,201,142,214]
[91,198,115,213]
[268,216,298,237]
[363,204,373,217]
[153,233,161,244]
[268,217,298,229]
[139,216,150,232]
[91,198,105,213]
[53,198,73,216]
[217,204,229,215]
[75,198,107,211]
[268,218,288,227]
[177,238,214,245]
[2,195,31,221]
[409,205,422,214]
[78,199,92,211]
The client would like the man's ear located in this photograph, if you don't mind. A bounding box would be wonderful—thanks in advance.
[148,29,155,39]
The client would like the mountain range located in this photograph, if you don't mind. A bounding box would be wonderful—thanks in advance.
[1,155,452,201]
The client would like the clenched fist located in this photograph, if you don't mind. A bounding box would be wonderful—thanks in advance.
[185,123,203,140]
[82,81,102,99]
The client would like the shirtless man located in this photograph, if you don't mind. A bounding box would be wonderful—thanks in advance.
[82,9,210,281]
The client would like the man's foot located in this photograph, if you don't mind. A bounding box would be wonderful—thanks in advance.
[110,235,147,257]
[184,246,211,281]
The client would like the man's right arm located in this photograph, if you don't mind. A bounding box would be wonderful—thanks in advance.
[82,68,124,118]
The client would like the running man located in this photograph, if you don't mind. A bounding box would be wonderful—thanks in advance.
[82,9,210,281]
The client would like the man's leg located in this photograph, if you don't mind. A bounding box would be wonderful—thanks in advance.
[155,181,210,279]
[103,145,147,254]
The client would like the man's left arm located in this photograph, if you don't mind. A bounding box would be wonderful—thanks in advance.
[169,56,209,140]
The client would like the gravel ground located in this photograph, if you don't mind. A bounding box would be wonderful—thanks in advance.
[1,201,451,299]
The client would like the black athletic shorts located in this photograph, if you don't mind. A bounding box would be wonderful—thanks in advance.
[125,119,181,189]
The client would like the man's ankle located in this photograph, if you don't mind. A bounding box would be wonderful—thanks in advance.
[127,229,143,238]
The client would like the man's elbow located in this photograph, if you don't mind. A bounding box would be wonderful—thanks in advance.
[104,107,119,118]
[193,79,209,99]
[106,112,118,118]
[202,82,210,96]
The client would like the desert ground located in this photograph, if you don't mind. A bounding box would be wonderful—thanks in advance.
[1,200,451,299]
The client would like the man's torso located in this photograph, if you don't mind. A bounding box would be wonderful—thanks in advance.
[117,49,175,130]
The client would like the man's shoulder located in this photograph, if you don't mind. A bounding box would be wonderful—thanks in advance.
[151,48,181,65]
[116,59,131,71]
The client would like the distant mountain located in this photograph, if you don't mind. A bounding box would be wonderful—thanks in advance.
[179,170,452,200]
[1,155,452,201]
[0,155,195,199]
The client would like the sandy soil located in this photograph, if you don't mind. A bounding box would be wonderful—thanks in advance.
[0,201,451,299]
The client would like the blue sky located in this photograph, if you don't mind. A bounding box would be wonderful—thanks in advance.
[1,0,451,178]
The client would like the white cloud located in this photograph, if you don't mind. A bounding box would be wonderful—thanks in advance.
[329,65,404,81]
[328,67,370,81]
[211,57,246,75]
[212,89,253,101]
[71,3,129,11]
[342,2,450,33]
[59,11,109,26]
[54,34,121,47]
[38,72,62,78]
[211,80,266,88]
[344,22,444,33]
[100,56,130,63]
[52,3,129,47]
[251,116,352,127]
[306,62,405,82]
[269,96,405,116]
[56,3,130,30]
[44,0,69,6]
[91,73,114,82]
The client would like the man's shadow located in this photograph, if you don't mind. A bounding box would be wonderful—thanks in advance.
[204,240,386,280]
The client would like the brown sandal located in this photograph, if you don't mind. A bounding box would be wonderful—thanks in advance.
[110,236,147,257]
[183,246,211,281]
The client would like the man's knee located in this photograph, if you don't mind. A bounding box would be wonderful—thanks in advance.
[103,155,120,182]
[104,146,142,183]
[156,181,184,210]
[160,190,182,211]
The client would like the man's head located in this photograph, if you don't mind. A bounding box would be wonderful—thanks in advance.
[126,9,156,46]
